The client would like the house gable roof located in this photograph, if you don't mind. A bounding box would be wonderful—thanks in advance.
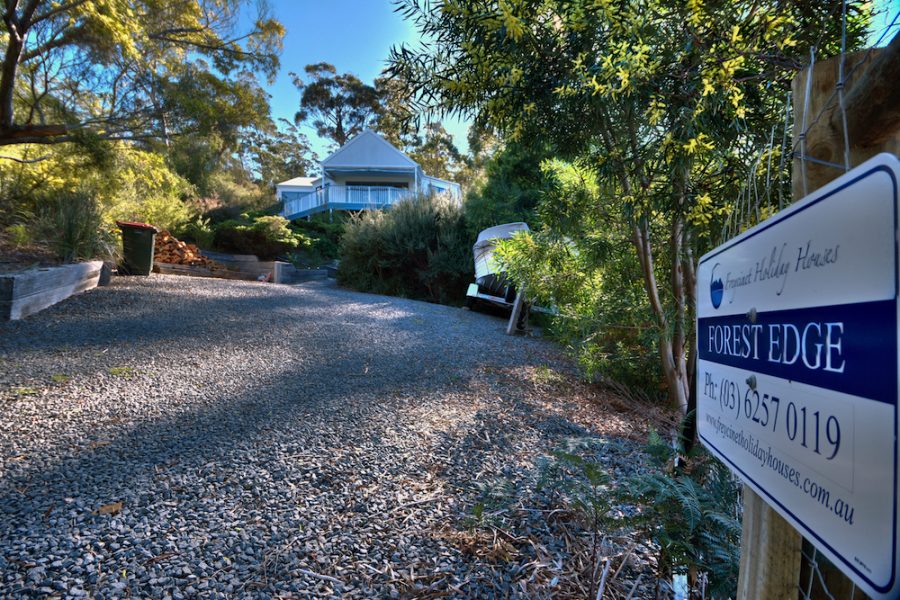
[322,129,419,170]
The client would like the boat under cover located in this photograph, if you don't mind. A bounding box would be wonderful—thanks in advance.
[472,222,529,300]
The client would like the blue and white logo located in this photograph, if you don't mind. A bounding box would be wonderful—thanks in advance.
[710,263,724,309]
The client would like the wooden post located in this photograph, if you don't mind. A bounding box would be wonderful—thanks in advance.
[506,286,527,335]
[792,39,900,197]
[833,34,900,148]
[736,37,900,600]
[737,488,803,600]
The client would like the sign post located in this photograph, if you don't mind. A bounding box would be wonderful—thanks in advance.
[696,153,900,599]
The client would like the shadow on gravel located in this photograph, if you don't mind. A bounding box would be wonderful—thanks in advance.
[1,345,459,507]
[381,378,610,597]
[0,277,534,508]
[0,278,504,384]
[0,276,591,596]
[1,284,371,355]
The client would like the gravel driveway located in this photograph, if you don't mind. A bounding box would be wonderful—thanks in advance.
[0,276,649,599]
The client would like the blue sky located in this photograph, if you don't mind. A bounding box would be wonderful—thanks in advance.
[871,0,900,44]
[261,0,470,158]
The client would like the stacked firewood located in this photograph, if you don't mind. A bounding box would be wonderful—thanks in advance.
[154,231,222,268]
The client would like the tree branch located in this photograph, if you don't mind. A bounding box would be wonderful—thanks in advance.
[20,25,84,62]
[0,152,50,162]
[0,123,70,144]
[30,0,89,26]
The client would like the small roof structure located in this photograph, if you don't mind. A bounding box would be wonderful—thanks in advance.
[322,130,418,172]
[277,176,319,187]
[424,174,459,187]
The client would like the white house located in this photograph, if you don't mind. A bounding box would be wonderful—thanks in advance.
[278,129,462,220]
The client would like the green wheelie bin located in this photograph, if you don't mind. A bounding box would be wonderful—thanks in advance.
[116,221,159,276]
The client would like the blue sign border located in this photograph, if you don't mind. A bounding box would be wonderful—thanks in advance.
[697,160,899,595]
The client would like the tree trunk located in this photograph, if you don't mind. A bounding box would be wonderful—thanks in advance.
[0,11,25,130]
[669,217,690,407]
[632,219,690,414]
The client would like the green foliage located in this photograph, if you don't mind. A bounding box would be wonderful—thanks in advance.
[37,192,117,262]
[0,141,195,258]
[408,122,466,181]
[5,223,31,248]
[288,216,345,267]
[337,195,473,305]
[538,438,613,523]
[625,430,742,597]
[463,141,550,237]
[107,366,138,378]
[12,387,40,397]
[373,75,420,149]
[98,146,194,231]
[161,65,275,148]
[206,171,274,217]
[494,159,662,395]
[168,135,229,199]
[391,0,871,410]
[175,217,216,249]
[372,75,467,184]
[537,433,740,597]
[240,119,316,192]
[536,437,625,599]
[213,215,310,259]
[0,0,297,265]
[468,478,517,527]
[0,0,284,147]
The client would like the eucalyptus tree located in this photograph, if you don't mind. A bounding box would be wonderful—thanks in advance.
[390,0,868,412]
[292,63,380,147]
[373,74,419,149]
[409,122,464,181]
[239,119,316,191]
[0,0,283,148]
[373,76,465,181]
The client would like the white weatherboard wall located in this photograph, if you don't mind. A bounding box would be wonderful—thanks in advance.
[423,175,462,201]
[696,153,900,599]
[276,176,318,202]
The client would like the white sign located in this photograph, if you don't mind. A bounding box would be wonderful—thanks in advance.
[696,153,900,599]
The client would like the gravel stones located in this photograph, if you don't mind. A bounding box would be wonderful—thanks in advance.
[0,276,654,598]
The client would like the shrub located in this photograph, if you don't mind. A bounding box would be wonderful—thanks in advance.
[495,228,662,395]
[208,169,271,211]
[205,198,282,224]
[213,214,310,259]
[174,216,215,249]
[98,145,195,232]
[288,215,345,267]
[463,141,551,237]
[0,142,194,248]
[5,223,31,248]
[38,191,117,262]
[493,159,663,398]
[625,431,741,598]
[536,432,740,599]
[337,195,473,305]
